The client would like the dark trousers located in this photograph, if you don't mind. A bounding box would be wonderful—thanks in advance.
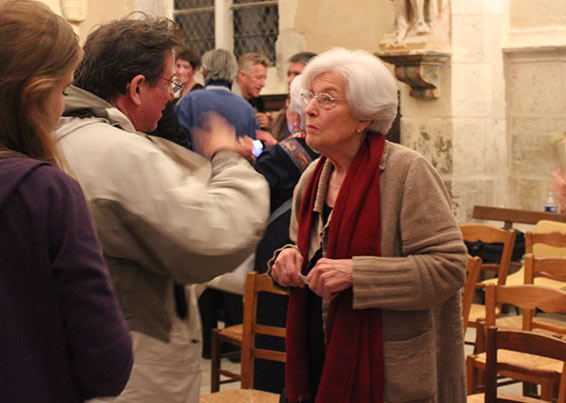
[198,288,243,357]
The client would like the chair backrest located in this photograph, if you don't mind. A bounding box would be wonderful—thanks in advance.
[484,283,566,331]
[462,255,483,332]
[240,272,287,389]
[460,224,517,286]
[524,254,566,284]
[527,221,566,257]
[484,326,566,403]
[521,253,566,333]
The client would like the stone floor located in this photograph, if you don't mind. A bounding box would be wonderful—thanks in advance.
[198,325,526,398]
[199,356,240,396]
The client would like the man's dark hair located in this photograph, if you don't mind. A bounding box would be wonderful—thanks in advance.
[74,15,182,102]
[289,52,317,65]
[175,46,201,69]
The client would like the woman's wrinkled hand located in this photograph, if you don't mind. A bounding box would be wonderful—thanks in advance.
[271,248,305,288]
[255,130,277,148]
[307,258,353,299]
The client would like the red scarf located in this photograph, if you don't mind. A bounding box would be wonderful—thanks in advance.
[285,134,385,403]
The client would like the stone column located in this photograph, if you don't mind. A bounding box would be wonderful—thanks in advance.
[380,0,509,222]
[448,0,509,221]
[215,0,234,52]
[504,0,566,211]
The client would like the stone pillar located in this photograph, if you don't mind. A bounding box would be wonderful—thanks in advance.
[379,0,509,222]
[504,0,566,211]
[449,0,509,221]
[215,0,234,53]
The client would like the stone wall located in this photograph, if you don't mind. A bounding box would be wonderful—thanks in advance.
[449,0,509,222]
[504,0,566,212]
[39,0,566,221]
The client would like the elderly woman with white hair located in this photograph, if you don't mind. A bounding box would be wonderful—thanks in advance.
[270,48,467,402]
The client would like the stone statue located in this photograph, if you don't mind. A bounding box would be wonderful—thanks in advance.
[59,0,87,23]
[391,0,440,44]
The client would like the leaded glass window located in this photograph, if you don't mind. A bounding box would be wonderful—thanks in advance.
[232,0,278,62]
[173,0,278,64]
[174,0,215,57]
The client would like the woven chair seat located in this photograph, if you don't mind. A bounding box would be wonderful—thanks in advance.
[496,315,566,337]
[469,304,501,323]
[472,349,563,375]
[218,324,243,340]
[200,389,280,402]
[467,392,548,403]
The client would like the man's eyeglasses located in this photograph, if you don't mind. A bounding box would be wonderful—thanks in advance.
[300,90,347,109]
[160,76,183,93]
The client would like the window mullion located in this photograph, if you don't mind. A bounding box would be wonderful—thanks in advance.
[215,0,234,52]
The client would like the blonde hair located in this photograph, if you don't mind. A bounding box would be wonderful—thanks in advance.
[0,0,81,167]
[238,53,271,73]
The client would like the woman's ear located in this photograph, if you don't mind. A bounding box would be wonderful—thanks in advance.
[126,74,145,106]
[357,120,372,133]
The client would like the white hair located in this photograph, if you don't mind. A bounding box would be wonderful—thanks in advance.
[288,75,306,131]
[300,48,398,134]
[201,48,238,82]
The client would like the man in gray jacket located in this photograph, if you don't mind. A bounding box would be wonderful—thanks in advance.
[55,16,269,402]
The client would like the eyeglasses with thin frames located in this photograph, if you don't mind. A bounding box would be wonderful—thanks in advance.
[160,76,183,93]
[300,90,347,109]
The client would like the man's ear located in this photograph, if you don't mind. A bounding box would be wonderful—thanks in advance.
[126,74,145,106]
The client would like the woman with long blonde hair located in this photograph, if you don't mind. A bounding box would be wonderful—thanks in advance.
[0,1,133,401]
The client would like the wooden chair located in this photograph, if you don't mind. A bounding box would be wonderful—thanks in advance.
[240,272,287,388]
[467,326,566,403]
[463,255,483,332]
[467,283,566,400]
[484,222,566,337]
[200,389,281,402]
[494,222,566,289]
[209,272,287,392]
[210,324,242,392]
[460,224,517,287]
[461,224,517,351]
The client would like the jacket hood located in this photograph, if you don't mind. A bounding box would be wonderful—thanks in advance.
[62,85,114,120]
[55,85,137,141]
[0,157,48,210]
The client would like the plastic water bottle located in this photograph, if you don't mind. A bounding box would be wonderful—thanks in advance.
[545,191,557,213]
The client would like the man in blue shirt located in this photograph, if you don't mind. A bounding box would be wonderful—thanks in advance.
[176,49,259,141]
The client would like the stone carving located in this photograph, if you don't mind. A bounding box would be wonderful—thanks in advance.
[378,0,450,99]
[392,0,431,43]
[59,0,87,23]
[381,0,448,50]
[378,51,450,99]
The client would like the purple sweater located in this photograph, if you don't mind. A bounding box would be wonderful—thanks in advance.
[0,157,133,402]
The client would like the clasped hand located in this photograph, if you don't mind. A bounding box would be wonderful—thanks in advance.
[271,248,353,299]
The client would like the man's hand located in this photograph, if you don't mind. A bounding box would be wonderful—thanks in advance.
[190,112,237,159]
[236,136,254,162]
[271,248,305,288]
[307,258,353,299]
[255,112,272,129]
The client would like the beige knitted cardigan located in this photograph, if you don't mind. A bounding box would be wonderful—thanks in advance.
[281,140,467,403]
